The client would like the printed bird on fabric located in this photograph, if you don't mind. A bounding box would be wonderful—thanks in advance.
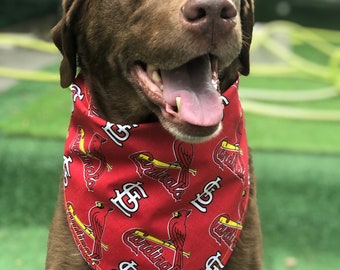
[173,141,194,188]
[89,202,111,261]
[168,209,191,270]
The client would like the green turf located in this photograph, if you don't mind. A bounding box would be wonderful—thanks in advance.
[254,151,340,270]
[0,73,71,139]
[0,227,48,269]
[245,114,340,154]
[0,137,62,226]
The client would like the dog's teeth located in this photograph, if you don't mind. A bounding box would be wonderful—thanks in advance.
[212,78,219,91]
[152,71,162,83]
[176,97,181,113]
[147,64,158,73]
[147,65,162,85]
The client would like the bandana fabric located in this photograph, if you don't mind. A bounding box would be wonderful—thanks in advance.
[62,74,250,270]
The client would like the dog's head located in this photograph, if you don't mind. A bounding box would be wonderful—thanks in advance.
[52,0,254,143]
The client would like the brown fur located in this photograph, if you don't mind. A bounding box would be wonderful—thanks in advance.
[46,0,262,269]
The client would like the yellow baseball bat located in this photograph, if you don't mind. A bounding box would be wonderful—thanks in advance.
[138,154,197,175]
[221,141,243,154]
[219,217,243,230]
[134,230,190,257]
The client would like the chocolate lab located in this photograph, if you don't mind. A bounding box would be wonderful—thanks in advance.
[45,0,262,269]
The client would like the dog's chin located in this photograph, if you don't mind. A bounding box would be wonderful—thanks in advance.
[160,119,223,143]
[129,54,225,143]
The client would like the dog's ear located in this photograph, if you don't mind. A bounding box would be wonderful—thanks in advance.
[51,0,82,88]
[239,0,254,76]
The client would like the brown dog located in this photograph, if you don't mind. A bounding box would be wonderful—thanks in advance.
[46,0,262,269]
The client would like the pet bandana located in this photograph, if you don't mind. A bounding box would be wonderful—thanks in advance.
[63,74,250,270]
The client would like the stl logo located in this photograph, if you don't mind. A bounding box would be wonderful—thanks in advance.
[71,83,98,117]
[130,140,197,201]
[118,260,138,270]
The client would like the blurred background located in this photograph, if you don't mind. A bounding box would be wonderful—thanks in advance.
[0,1,339,269]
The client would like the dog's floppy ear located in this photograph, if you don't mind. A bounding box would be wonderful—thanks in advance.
[239,0,254,76]
[51,0,82,88]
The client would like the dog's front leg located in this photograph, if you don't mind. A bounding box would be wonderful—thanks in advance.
[45,181,90,270]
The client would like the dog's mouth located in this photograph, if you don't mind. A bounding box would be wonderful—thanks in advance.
[130,54,224,141]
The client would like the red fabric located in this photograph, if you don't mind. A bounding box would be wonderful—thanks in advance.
[63,74,250,270]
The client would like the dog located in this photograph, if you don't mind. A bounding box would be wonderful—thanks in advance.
[45,0,262,269]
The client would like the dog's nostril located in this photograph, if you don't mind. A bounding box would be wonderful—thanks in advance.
[195,7,207,21]
[182,0,236,23]
[182,5,206,22]
[221,6,236,20]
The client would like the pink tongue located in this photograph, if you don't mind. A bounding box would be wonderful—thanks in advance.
[161,55,223,127]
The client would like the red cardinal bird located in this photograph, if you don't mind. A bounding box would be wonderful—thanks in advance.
[168,209,191,270]
[173,141,194,188]
[88,202,111,261]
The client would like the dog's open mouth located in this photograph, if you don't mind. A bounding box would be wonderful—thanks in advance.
[131,55,223,128]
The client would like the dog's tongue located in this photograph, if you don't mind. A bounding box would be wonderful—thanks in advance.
[161,55,223,127]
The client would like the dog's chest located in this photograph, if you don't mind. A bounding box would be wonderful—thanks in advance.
[63,76,249,270]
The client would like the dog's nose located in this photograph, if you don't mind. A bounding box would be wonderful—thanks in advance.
[181,0,237,33]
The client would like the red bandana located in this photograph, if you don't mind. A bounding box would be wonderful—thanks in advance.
[63,74,249,270]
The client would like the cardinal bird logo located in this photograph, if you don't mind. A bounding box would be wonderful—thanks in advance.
[168,209,191,269]
[88,202,112,260]
[130,140,196,201]
[70,127,112,191]
[172,141,195,188]
[122,210,191,269]
[67,202,113,265]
